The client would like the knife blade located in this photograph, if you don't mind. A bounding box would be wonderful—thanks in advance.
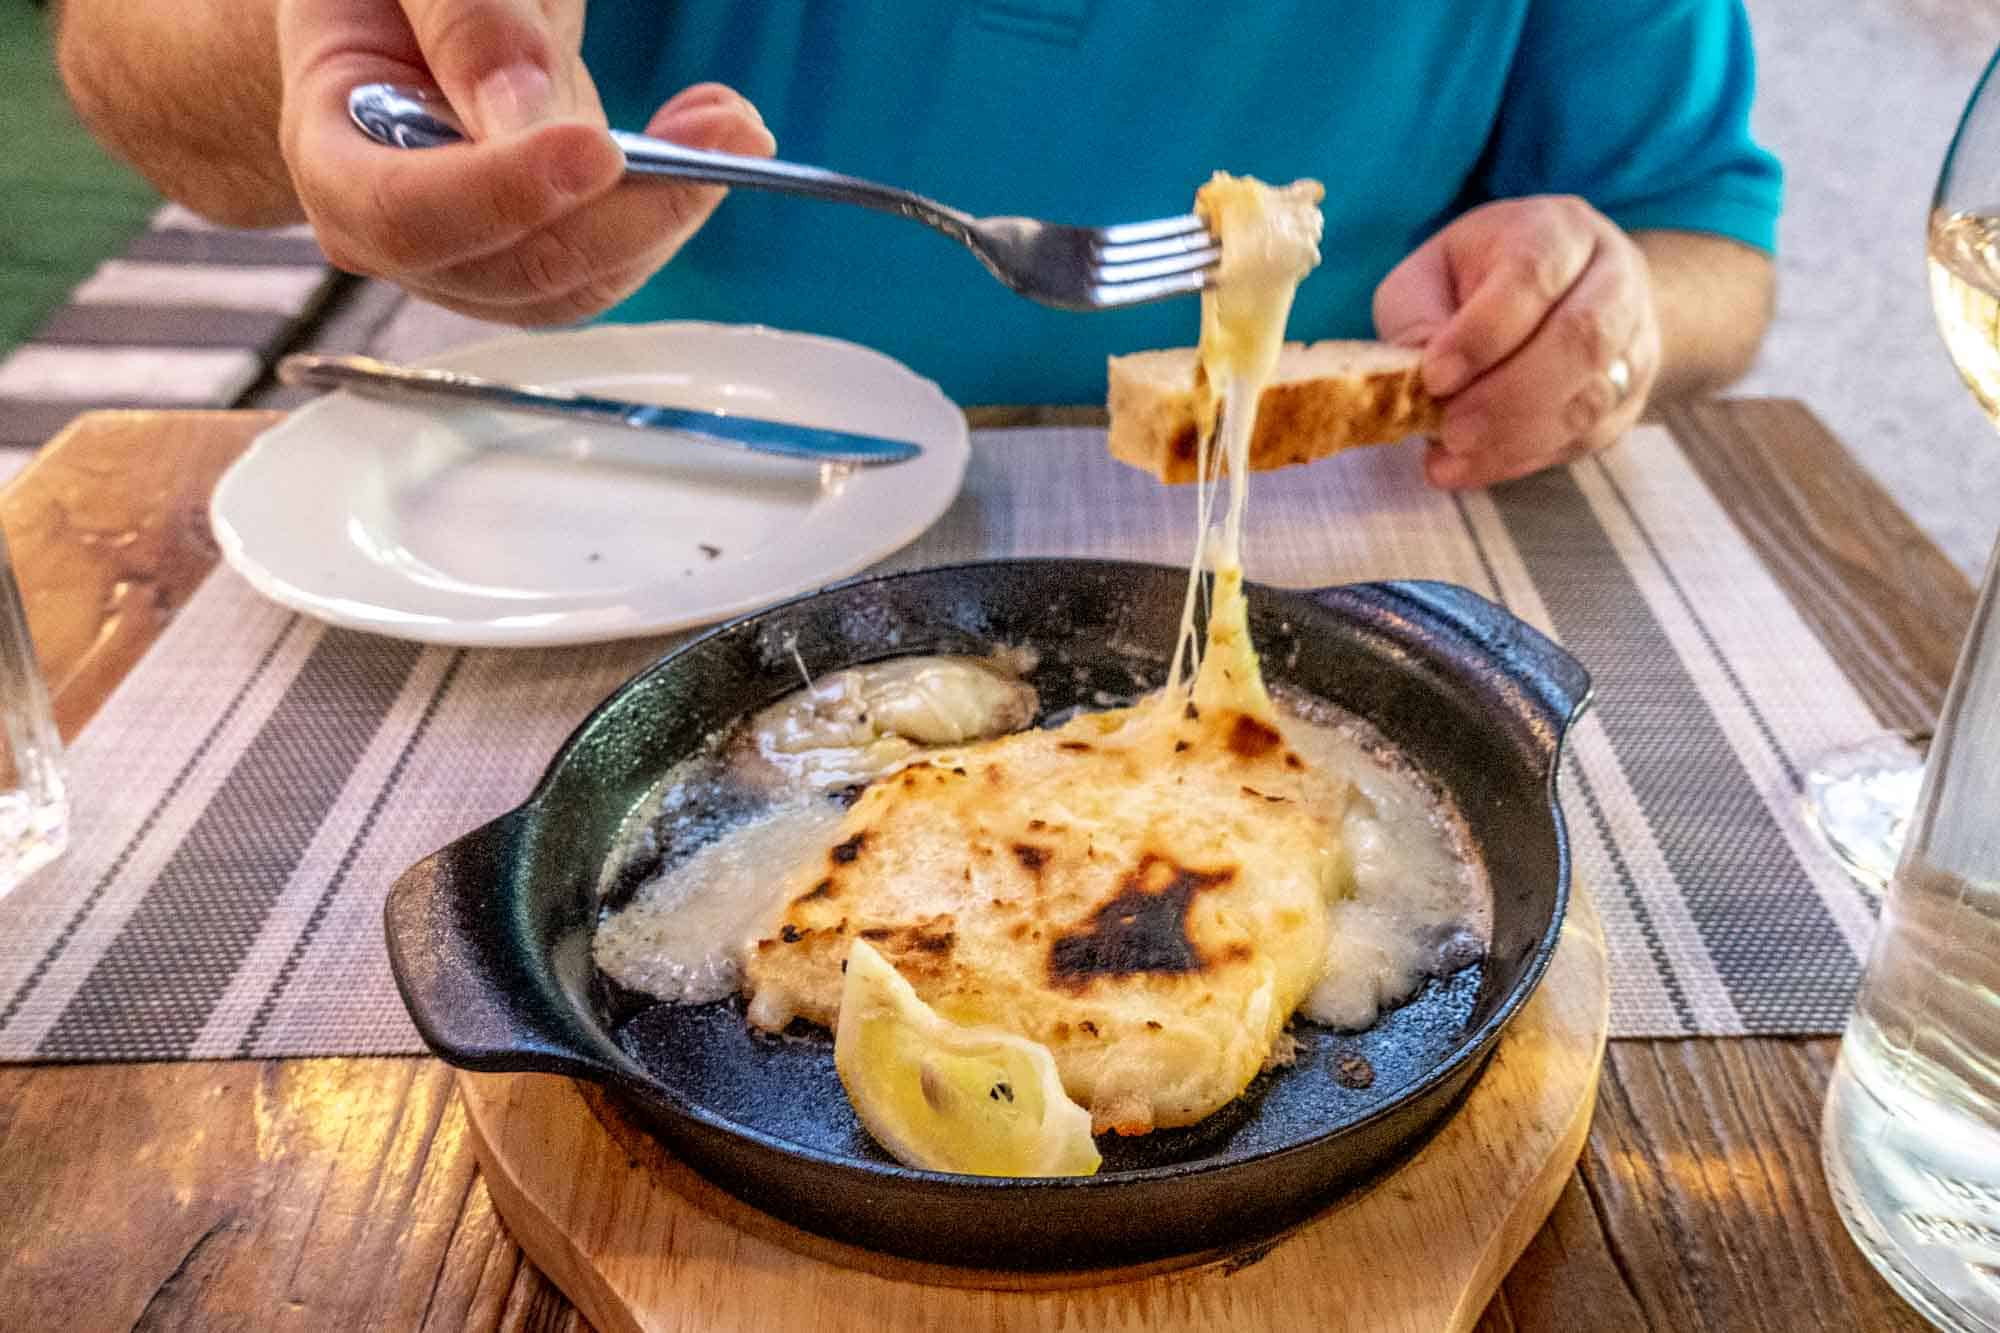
[277,353,925,466]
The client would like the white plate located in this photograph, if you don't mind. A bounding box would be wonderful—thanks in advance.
[211,323,969,647]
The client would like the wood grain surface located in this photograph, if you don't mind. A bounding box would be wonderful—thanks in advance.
[0,404,1976,1332]
[0,410,280,742]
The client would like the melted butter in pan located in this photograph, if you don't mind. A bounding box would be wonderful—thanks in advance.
[1271,687,1491,1030]
[747,654,1039,789]
[595,654,1040,1004]
[593,796,850,1005]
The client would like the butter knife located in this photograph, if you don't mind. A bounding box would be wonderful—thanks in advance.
[277,353,924,466]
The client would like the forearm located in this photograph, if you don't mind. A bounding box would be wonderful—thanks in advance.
[53,0,299,226]
[1633,229,1775,402]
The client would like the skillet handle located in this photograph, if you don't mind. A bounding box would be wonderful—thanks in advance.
[384,809,623,1081]
[1313,579,1593,766]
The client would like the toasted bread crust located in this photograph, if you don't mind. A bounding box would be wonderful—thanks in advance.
[1107,343,1441,484]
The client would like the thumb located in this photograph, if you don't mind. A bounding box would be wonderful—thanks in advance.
[1371,232,1455,351]
[399,0,588,139]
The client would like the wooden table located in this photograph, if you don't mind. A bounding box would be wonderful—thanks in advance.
[0,402,1976,1331]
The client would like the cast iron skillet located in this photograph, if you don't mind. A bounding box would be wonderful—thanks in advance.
[385,559,1589,1271]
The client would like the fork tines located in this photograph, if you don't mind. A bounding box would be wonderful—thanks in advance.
[1092,214,1219,299]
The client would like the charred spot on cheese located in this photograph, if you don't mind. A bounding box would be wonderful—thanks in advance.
[1012,843,1052,873]
[1283,750,1305,771]
[780,923,806,944]
[830,832,868,864]
[1046,854,1237,989]
[1058,741,1094,753]
[1184,702,1201,721]
[1226,713,1283,759]
[859,926,894,941]
[1174,739,1193,753]
[800,877,837,902]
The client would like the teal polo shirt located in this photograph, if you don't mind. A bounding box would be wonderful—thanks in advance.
[582,1,1781,405]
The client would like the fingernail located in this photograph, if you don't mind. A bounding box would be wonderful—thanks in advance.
[475,62,553,137]
[1426,351,1469,397]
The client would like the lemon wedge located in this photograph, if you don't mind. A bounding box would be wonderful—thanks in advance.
[834,940,1102,1177]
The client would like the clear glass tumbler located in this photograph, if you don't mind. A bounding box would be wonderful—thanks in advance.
[0,524,66,895]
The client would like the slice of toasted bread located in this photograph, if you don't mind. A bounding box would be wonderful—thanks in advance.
[1107,341,1441,484]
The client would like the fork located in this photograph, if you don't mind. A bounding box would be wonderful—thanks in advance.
[348,83,1218,311]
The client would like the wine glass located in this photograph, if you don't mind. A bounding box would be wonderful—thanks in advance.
[1799,54,2000,893]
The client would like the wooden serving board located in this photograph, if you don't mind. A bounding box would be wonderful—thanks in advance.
[457,884,1607,1332]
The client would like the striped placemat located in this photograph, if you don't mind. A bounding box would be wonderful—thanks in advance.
[0,424,1892,1060]
[0,204,336,455]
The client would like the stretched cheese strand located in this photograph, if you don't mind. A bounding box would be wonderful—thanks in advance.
[1166,174,1325,703]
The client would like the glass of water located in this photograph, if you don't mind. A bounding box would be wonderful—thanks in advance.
[0,524,65,896]
[1819,44,2000,1333]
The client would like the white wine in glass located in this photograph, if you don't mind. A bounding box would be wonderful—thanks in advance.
[1796,209,2000,890]
[1819,50,2000,1333]
[1931,207,2000,419]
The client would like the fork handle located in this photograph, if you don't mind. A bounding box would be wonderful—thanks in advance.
[610,132,967,231]
[348,83,974,242]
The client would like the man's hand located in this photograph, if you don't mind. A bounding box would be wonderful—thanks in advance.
[1373,196,1660,490]
[277,0,773,324]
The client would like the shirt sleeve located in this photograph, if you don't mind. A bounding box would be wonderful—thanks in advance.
[1476,0,1783,253]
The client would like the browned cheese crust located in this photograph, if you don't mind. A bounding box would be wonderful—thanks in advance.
[741,691,1348,1137]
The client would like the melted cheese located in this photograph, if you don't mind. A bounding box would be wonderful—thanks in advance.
[1167,174,1325,701]
[747,655,1039,788]
[595,170,1496,1155]
[745,681,1344,1135]
[745,174,1343,1138]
